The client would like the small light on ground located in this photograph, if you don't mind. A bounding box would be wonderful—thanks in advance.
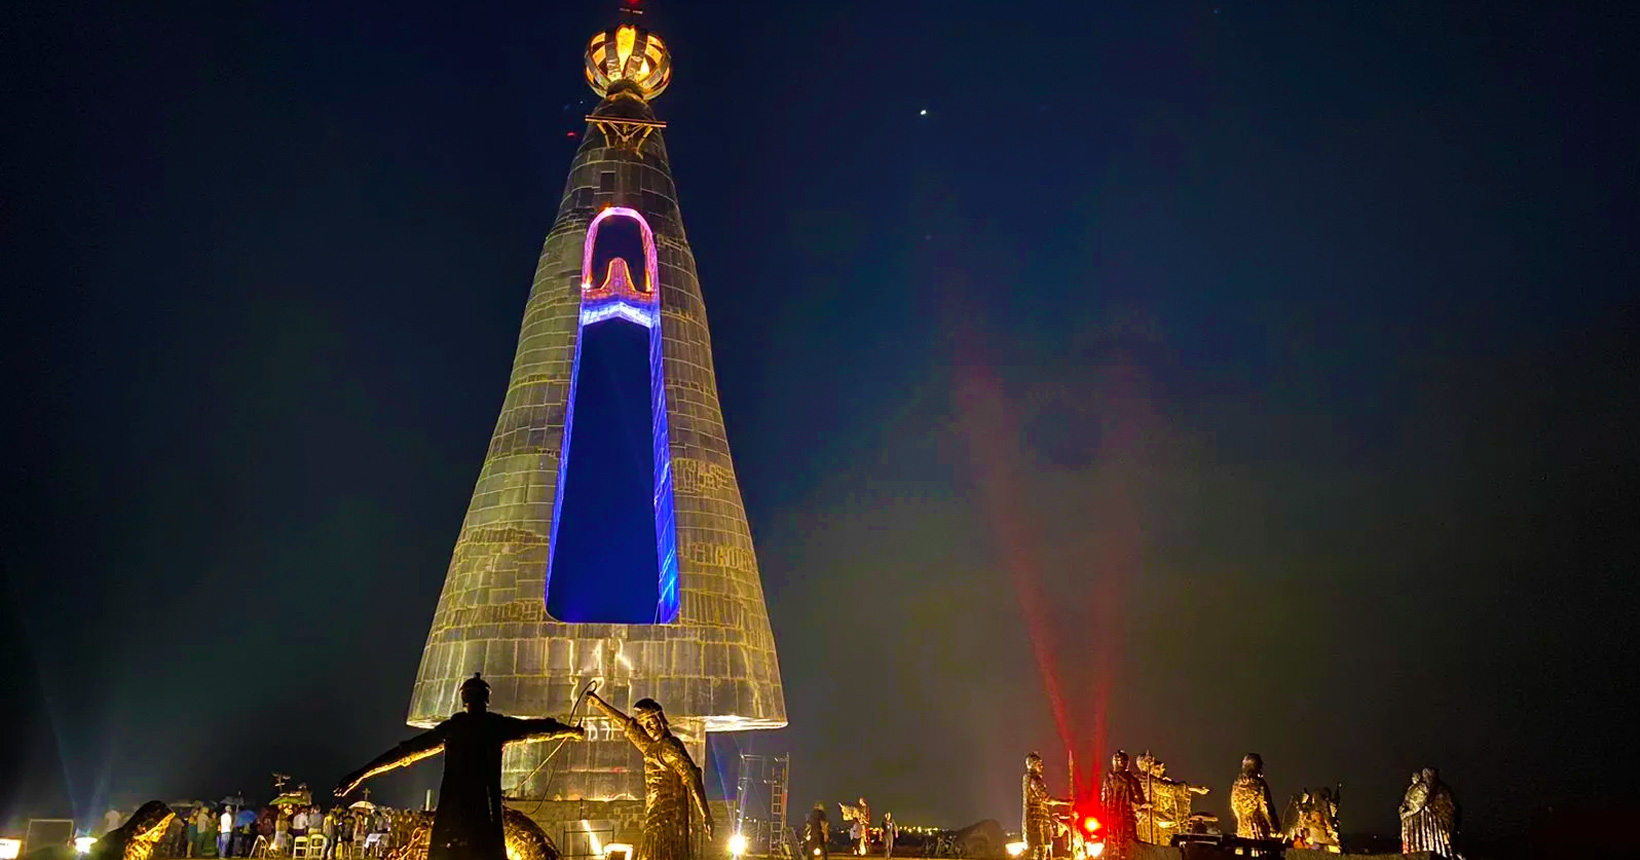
[0,839,21,860]
[728,834,749,857]
[74,838,97,855]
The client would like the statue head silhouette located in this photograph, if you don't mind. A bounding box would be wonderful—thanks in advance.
[460,672,491,712]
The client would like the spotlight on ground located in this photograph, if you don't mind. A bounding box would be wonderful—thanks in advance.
[603,844,632,860]
[74,838,97,854]
[1005,841,1027,858]
[0,839,20,860]
[728,834,749,858]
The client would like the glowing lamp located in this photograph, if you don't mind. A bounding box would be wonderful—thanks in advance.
[603,844,633,860]
[1082,817,1100,834]
[75,837,97,854]
[1005,841,1028,858]
[583,22,671,100]
[812,849,822,857]
[0,839,20,860]
[728,834,749,858]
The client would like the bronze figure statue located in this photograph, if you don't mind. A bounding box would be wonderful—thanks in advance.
[88,801,176,860]
[1021,752,1069,860]
[1098,751,1147,860]
[1398,768,1456,856]
[1281,787,1340,852]
[839,798,871,856]
[335,672,584,860]
[586,690,714,860]
[1228,754,1280,840]
[387,809,559,860]
[1133,753,1208,845]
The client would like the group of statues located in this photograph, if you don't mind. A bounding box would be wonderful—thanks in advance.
[1022,749,1460,859]
[804,797,895,859]
[1397,768,1458,856]
[92,673,1467,860]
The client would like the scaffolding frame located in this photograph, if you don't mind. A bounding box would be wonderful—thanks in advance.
[734,753,791,856]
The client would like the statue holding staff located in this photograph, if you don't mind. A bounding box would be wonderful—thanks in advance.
[586,689,715,860]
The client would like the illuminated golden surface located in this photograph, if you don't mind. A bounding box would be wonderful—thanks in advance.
[584,23,672,100]
[1283,788,1340,852]
[587,693,713,860]
[1099,753,1144,860]
[90,802,175,860]
[1134,753,1208,845]
[1398,768,1455,856]
[1229,754,1280,840]
[409,5,785,806]
[1020,753,1068,860]
[388,811,557,860]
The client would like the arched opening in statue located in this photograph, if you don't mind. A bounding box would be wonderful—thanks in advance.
[547,208,680,624]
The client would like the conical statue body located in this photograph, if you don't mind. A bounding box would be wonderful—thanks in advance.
[407,17,785,803]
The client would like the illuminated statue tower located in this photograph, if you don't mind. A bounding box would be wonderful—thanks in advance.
[407,5,786,813]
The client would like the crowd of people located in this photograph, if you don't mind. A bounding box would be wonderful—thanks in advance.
[96,788,423,860]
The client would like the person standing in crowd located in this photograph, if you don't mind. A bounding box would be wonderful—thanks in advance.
[292,806,307,842]
[352,807,369,854]
[256,806,276,855]
[235,806,257,858]
[219,807,234,859]
[322,808,338,859]
[163,812,188,859]
[804,803,830,860]
[273,807,291,856]
[880,813,897,859]
[202,805,221,859]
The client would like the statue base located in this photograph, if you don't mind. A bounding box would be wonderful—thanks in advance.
[507,798,735,859]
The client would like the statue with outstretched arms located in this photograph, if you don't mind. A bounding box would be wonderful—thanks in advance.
[335,673,584,860]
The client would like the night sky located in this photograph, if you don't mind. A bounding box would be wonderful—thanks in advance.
[4,0,1638,843]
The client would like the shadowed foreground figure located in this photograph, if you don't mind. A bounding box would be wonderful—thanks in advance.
[586,691,713,860]
[336,673,584,860]
[89,801,176,860]
[804,803,831,860]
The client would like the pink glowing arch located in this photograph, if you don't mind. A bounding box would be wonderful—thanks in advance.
[581,206,659,299]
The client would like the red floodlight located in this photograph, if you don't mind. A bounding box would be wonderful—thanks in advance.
[1082,817,1101,834]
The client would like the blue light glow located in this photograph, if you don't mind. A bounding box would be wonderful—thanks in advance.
[545,207,679,624]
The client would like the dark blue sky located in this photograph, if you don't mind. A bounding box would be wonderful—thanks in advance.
[4,0,1637,843]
